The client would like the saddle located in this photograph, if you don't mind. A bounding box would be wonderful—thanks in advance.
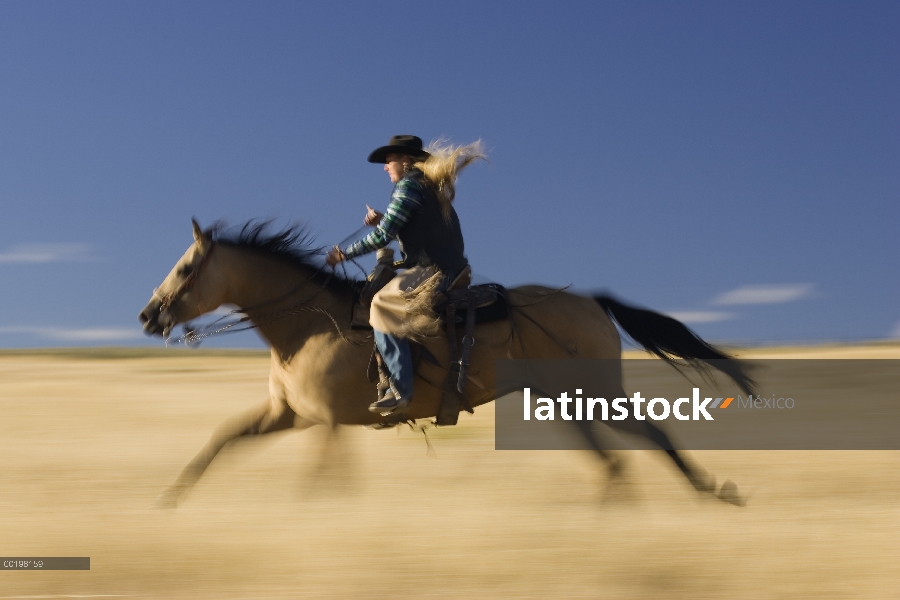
[351,257,508,426]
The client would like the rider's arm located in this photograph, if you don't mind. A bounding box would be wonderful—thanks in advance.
[343,179,423,259]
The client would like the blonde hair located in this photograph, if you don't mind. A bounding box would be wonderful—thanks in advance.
[414,139,487,221]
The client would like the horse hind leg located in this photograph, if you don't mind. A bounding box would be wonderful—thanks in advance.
[572,419,641,504]
[573,419,626,480]
[604,397,745,505]
[152,398,310,509]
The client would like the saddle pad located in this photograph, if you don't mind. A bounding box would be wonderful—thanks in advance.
[350,283,509,331]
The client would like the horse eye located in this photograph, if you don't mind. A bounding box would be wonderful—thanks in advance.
[179,265,194,277]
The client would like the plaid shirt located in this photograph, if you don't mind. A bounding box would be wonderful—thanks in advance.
[343,171,426,259]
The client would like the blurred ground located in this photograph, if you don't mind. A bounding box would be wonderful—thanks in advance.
[0,344,898,599]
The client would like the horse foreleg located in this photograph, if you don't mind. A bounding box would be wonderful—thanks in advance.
[152,399,309,508]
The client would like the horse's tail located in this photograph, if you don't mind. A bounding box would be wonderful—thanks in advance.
[594,294,755,395]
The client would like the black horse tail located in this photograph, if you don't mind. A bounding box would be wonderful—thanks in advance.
[594,294,755,395]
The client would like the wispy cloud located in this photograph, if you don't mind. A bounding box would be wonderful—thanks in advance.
[0,243,101,264]
[664,311,734,324]
[0,326,142,341]
[713,284,814,306]
[890,322,900,339]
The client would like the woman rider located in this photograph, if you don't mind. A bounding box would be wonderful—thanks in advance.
[325,134,478,415]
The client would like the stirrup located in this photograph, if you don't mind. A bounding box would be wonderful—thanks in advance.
[363,421,400,430]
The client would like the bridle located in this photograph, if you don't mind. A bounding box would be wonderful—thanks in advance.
[154,242,218,312]
[152,237,367,348]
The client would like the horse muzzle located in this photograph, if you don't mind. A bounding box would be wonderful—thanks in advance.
[139,300,175,338]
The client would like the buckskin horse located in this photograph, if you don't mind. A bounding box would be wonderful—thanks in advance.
[139,220,753,508]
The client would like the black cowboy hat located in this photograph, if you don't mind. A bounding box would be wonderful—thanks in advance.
[367,135,431,164]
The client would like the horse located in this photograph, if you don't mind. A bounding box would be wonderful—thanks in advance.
[139,220,754,508]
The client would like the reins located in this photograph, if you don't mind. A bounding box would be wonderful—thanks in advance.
[158,224,570,362]
[162,228,372,348]
[167,264,334,346]
[163,254,362,346]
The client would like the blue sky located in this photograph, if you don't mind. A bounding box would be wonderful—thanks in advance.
[0,1,897,348]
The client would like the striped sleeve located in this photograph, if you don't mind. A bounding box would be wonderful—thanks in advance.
[343,178,424,259]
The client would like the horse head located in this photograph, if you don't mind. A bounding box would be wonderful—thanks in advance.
[139,219,225,338]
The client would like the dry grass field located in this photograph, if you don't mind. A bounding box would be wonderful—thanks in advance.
[0,344,898,599]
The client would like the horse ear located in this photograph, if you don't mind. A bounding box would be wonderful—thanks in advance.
[191,219,211,250]
[191,218,206,248]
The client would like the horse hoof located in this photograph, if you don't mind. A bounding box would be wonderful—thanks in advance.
[690,470,716,494]
[717,480,745,506]
[601,477,639,505]
[151,492,180,510]
[607,456,626,479]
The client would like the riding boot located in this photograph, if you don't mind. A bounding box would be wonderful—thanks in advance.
[370,330,413,414]
[374,350,391,400]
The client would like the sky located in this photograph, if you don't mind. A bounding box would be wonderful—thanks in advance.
[0,0,897,349]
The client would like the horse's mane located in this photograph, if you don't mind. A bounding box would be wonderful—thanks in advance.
[209,220,359,292]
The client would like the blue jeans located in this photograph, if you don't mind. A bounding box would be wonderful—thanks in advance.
[374,330,414,400]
